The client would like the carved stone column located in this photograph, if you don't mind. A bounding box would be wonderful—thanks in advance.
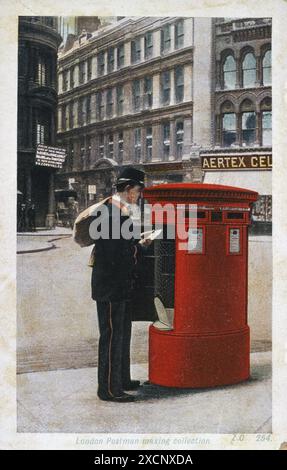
[255,55,261,86]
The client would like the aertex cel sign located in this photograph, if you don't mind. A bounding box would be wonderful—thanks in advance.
[201,154,272,170]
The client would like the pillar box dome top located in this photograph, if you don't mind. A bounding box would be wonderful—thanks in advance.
[143,183,258,206]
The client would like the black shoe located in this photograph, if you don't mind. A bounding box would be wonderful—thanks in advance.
[98,392,136,403]
[123,380,141,391]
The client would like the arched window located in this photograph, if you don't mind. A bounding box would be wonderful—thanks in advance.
[242,52,256,88]
[262,49,271,85]
[261,97,272,146]
[221,101,236,146]
[223,55,236,89]
[240,99,256,145]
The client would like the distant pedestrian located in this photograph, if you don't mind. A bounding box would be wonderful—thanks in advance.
[18,203,26,232]
[27,203,36,231]
[67,197,79,229]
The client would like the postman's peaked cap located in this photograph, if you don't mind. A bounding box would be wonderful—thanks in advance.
[117,167,145,187]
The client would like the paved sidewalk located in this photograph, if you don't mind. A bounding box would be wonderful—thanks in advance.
[17,226,73,237]
[17,226,72,254]
[17,351,271,434]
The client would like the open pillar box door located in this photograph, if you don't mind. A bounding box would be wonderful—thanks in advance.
[133,183,258,388]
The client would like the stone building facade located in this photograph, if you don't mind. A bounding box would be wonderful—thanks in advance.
[56,16,271,225]
[18,16,62,227]
[56,17,208,207]
[203,17,272,234]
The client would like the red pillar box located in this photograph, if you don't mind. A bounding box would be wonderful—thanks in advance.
[143,183,258,388]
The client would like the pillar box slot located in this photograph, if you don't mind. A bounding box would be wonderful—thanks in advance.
[227,212,244,219]
[143,183,258,389]
[211,211,223,222]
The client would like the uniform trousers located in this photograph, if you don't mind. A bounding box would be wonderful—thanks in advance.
[96,299,132,397]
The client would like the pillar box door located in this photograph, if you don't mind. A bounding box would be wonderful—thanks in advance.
[143,183,258,388]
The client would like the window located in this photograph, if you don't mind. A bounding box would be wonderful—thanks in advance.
[106,88,114,117]
[69,101,74,129]
[220,101,236,146]
[34,110,50,145]
[133,79,141,111]
[45,17,55,27]
[163,122,170,160]
[86,135,91,164]
[260,97,272,146]
[239,99,256,146]
[118,132,124,163]
[62,70,68,91]
[70,66,75,89]
[68,140,74,170]
[143,76,153,109]
[176,120,184,158]
[108,134,114,158]
[146,127,152,161]
[117,43,125,68]
[106,88,114,118]
[61,104,67,130]
[175,20,184,49]
[37,56,47,86]
[242,111,256,146]
[134,128,141,162]
[131,37,141,64]
[87,57,92,81]
[97,51,105,76]
[242,52,256,88]
[262,110,272,146]
[79,62,86,84]
[144,32,153,59]
[96,91,104,120]
[78,97,84,126]
[161,70,171,105]
[86,95,91,124]
[107,47,115,73]
[161,25,171,53]
[262,49,271,85]
[175,66,184,103]
[117,86,124,115]
[80,137,85,165]
[222,113,236,147]
[223,55,236,89]
[36,123,46,144]
[99,133,104,158]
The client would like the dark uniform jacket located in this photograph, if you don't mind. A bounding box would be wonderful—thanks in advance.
[91,197,143,302]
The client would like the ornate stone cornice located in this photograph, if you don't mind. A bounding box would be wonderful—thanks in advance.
[200,147,272,156]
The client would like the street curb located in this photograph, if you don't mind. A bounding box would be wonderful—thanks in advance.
[17,233,72,237]
[17,243,57,255]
